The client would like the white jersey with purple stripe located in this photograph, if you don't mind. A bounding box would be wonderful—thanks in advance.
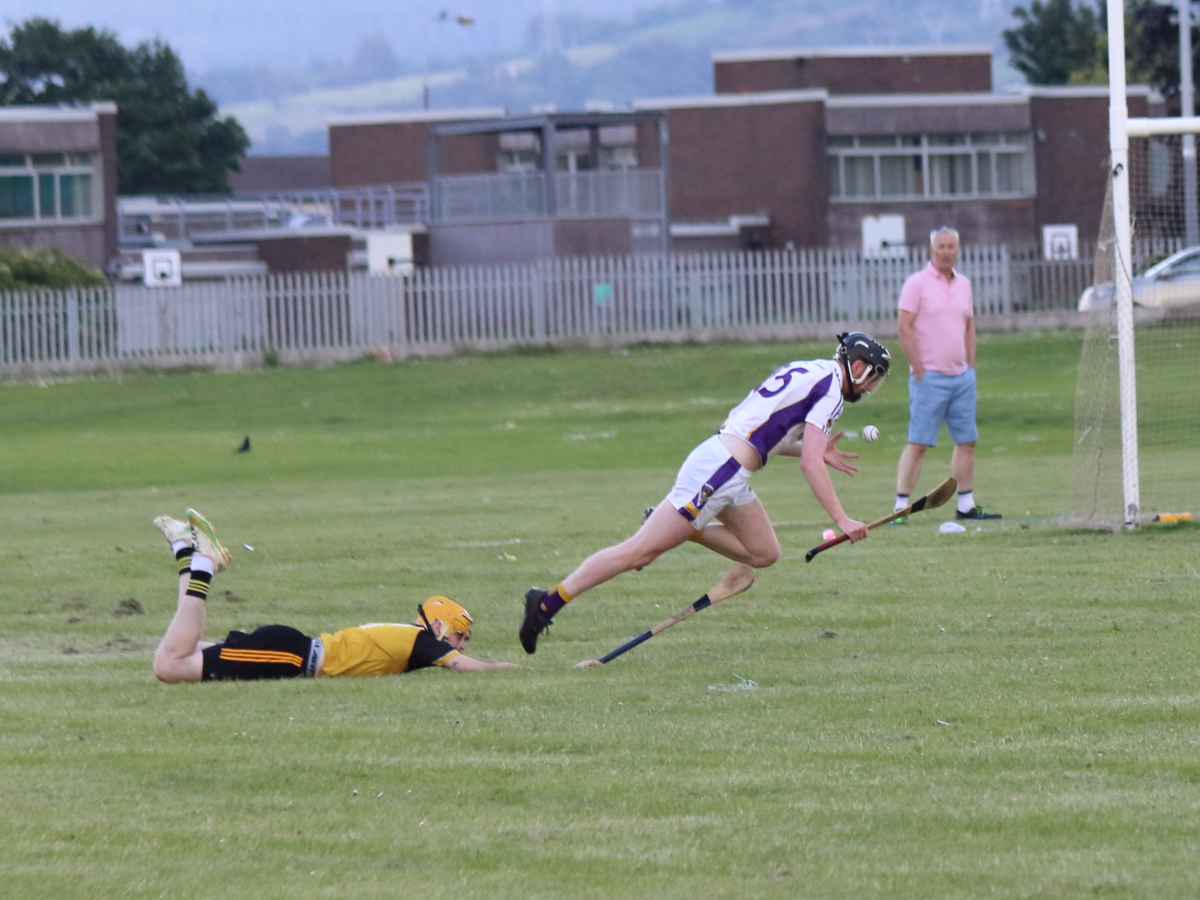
[717,358,845,465]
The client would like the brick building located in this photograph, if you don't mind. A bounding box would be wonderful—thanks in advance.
[320,45,1157,264]
[711,46,1153,253]
[328,108,667,265]
[0,103,119,270]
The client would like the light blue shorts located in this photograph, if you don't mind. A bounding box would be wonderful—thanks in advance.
[907,368,978,447]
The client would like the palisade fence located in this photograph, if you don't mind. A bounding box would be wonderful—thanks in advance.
[0,245,1093,375]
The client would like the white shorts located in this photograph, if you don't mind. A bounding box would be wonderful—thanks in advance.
[665,435,757,531]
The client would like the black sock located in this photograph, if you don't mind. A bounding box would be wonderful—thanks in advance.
[185,569,212,601]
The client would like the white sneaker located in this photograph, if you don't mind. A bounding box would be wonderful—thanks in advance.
[153,515,192,549]
[185,508,231,573]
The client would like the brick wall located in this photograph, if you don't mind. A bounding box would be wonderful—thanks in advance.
[715,52,992,96]
[99,107,119,265]
[329,122,432,187]
[826,200,1037,250]
[664,98,828,248]
[230,156,331,192]
[1030,91,1150,244]
[255,234,353,272]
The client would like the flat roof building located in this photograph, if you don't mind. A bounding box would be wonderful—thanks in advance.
[0,103,119,270]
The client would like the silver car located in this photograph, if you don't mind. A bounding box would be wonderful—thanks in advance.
[1078,245,1200,310]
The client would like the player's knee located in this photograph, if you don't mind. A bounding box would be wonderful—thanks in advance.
[747,545,780,568]
[153,654,185,683]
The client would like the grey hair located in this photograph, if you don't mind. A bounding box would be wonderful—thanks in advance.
[929,226,959,247]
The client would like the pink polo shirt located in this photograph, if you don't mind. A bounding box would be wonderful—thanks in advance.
[897,262,973,376]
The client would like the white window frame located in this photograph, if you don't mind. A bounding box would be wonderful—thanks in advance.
[0,152,100,224]
[828,132,1036,203]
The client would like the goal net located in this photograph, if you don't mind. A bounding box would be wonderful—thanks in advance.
[1069,133,1200,529]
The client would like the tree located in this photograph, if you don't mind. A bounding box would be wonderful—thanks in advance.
[0,18,248,195]
[1003,0,1200,96]
[1003,0,1105,84]
[1126,0,1200,99]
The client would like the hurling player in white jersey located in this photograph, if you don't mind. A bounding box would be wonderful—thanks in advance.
[519,333,891,654]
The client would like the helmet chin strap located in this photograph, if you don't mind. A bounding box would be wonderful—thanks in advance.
[842,360,882,402]
[417,604,439,638]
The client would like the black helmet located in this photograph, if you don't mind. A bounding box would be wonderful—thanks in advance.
[835,331,891,387]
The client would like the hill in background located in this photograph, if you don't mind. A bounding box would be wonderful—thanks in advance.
[190,0,1022,155]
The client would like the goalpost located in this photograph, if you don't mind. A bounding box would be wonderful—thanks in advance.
[1069,0,1200,529]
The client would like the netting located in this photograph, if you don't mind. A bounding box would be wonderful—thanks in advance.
[1069,135,1200,529]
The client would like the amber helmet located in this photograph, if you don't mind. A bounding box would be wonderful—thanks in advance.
[419,596,474,641]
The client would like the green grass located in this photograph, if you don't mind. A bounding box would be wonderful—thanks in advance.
[2,333,1199,899]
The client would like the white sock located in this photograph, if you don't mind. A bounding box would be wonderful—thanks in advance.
[190,554,215,574]
[957,490,975,513]
[894,494,909,512]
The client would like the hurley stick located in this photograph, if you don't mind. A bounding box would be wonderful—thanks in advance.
[804,477,958,563]
[574,564,756,667]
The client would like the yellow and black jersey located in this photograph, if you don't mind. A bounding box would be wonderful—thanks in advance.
[319,623,461,677]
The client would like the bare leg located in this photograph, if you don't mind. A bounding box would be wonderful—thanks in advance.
[152,573,211,683]
[951,441,976,492]
[690,500,780,568]
[896,442,929,497]
[560,504,696,597]
[560,498,782,599]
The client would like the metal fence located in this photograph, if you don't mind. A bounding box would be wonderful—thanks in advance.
[433,169,665,222]
[0,245,1090,374]
[117,184,431,243]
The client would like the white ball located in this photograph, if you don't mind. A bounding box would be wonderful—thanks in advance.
[862,425,880,442]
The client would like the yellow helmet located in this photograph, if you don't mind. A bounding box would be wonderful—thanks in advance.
[419,596,473,641]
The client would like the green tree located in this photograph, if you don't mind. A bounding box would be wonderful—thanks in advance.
[1003,0,1105,84]
[1126,0,1200,98]
[0,17,248,194]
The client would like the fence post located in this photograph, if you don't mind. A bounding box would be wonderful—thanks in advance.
[66,288,80,363]
[1000,244,1013,316]
[532,259,547,343]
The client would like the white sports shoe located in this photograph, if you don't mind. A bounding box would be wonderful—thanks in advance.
[185,508,231,573]
[153,515,192,549]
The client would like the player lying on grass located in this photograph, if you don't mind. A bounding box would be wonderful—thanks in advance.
[152,509,519,683]
[520,332,891,654]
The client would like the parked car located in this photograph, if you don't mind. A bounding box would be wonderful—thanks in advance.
[1078,245,1200,310]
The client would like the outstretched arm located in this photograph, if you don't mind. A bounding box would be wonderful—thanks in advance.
[444,654,520,672]
[821,429,859,475]
[799,423,868,541]
[777,431,858,475]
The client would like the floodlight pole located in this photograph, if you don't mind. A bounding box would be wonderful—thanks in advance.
[1108,0,1142,528]
[1181,0,1199,245]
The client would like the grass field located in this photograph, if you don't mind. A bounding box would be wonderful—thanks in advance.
[2,332,1198,899]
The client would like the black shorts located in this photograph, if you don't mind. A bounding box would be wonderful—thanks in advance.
[201,625,320,681]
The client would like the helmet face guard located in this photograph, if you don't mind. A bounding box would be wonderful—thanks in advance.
[835,332,891,395]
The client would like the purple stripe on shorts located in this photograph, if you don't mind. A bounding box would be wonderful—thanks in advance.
[679,456,743,521]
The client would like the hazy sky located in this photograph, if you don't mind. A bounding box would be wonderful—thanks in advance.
[1,0,670,72]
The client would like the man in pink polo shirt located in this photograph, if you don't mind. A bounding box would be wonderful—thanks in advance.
[892,227,1000,523]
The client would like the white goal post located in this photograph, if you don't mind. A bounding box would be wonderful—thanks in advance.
[1104,0,1200,527]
